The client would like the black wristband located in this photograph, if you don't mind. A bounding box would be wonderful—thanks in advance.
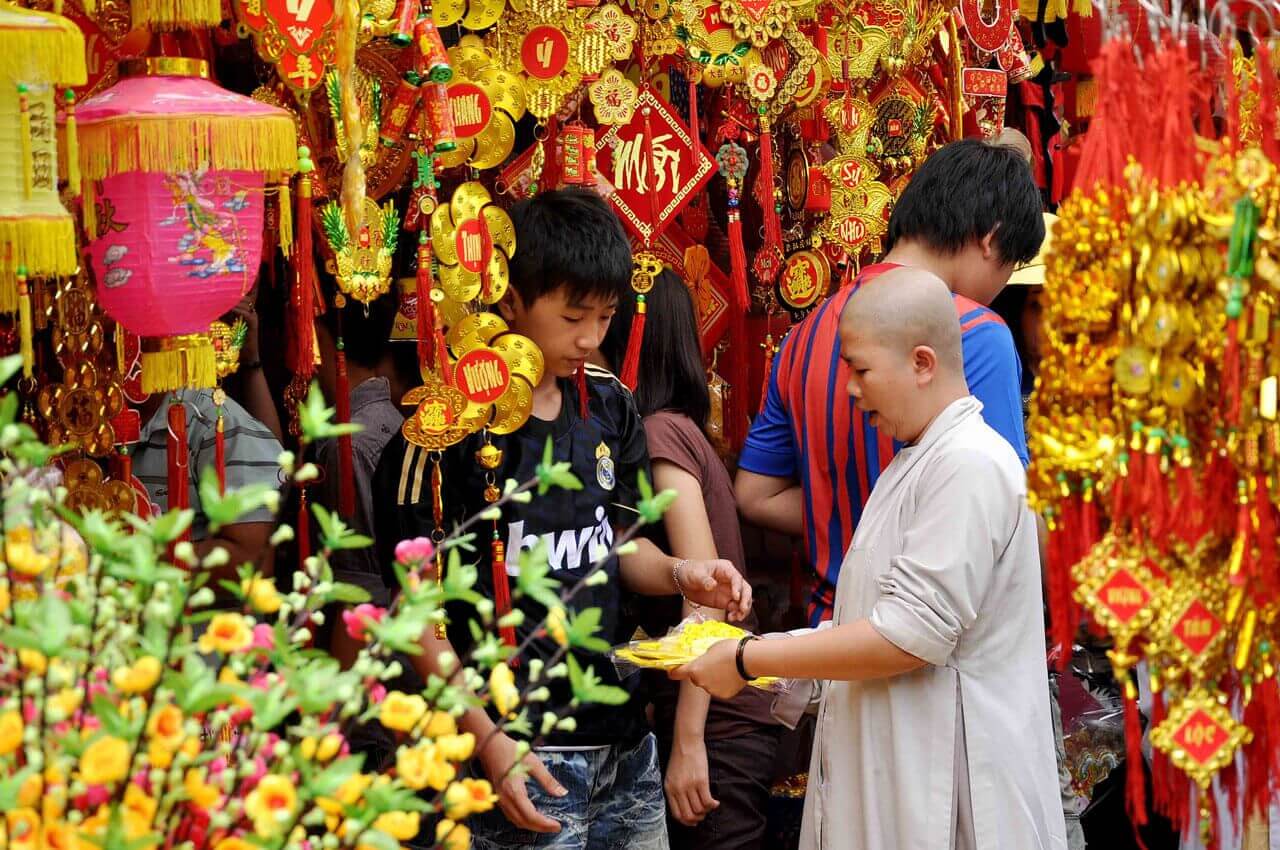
[735,635,758,681]
[243,359,262,371]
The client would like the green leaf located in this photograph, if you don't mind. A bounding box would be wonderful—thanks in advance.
[533,436,584,495]
[634,470,677,525]
[0,354,23,388]
[32,594,71,656]
[298,382,361,446]
[307,754,364,798]
[0,390,18,427]
[91,695,132,738]
[0,766,36,812]
[442,548,477,596]
[565,654,631,706]
[199,466,276,533]
[514,541,561,611]
[564,607,612,654]
[150,508,194,544]
[325,582,372,605]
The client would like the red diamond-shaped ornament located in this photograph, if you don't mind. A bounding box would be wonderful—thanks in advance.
[1171,599,1222,659]
[1095,568,1152,627]
[1172,709,1232,766]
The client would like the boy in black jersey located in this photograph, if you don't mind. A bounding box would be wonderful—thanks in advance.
[372,188,751,850]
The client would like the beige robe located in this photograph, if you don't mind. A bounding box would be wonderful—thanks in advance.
[800,396,1067,850]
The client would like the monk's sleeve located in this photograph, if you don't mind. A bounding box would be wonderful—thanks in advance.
[868,452,1004,666]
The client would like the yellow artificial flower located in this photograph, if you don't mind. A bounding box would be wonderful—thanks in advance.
[148,741,174,770]
[435,819,471,850]
[181,736,201,759]
[316,732,343,762]
[396,743,455,791]
[5,526,53,576]
[372,811,421,841]
[42,821,74,850]
[0,710,23,755]
[113,657,162,694]
[198,613,253,654]
[185,769,221,808]
[244,774,297,837]
[0,581,10,614]
[436,732,476,763]
[147,704,185,751]
[444,778,498,820]
[5,808,40,850]
[78,735,129,785]
[242,576,283,614]
[212,839,256,850]
[18,773,41,807]
[316,771,373,816]
[123,784,157,837]
[73,806,110,850]
[18,649,46,675]
[545,605,569,647]
[422,710,457,738]
[379,691,427,733]
[50,688,83,717]
[489,663,519,717]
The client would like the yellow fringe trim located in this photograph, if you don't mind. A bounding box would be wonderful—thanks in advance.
[79,115,298,181]
[64,100,79,198]
[142,337,216,393]
[0,216,78,281]
[17,278,32,377]
[129,0,220,30]
[82,179,97,239]
[0,3,87,86]
[0,275,15,313]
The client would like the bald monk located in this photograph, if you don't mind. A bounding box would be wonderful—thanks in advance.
[673,268,1067,850]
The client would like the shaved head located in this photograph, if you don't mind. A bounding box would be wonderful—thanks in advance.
[841,267,964,376]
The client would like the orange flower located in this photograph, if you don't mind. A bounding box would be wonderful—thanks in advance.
[212,839,256,850]
[147,704,185,751]
[123,784,157,837]
[198,613,253,654]
[444,778,498,820]
[242,576,282,614]
[113,657,162,694]
[42,821,74,850]
[185,769,221,808]
[78,736,129,785]
[422,710,457,738]
[244,775,297,837]
[0,710,22,755]
[378,691,427,733]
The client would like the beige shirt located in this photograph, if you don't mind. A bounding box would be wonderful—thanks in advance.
[800,396,1067,850]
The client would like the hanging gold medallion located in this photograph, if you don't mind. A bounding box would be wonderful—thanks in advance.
[588,4,639,62]
[321,196,401,304]
[434,0,506,31]
[779,249,830,312]
[401,375,483,450]
[590,68,639,125]
[496,0,591,121]
[431,182,516,305]
[717,0,803,47]
[447,313,545,434]
[436,36,528,171]
[209,319,248,380]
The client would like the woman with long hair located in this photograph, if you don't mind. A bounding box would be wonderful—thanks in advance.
[602,269,779,850]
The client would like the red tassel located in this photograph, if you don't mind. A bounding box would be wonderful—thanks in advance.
[1081,482,1101,552]
[619,294,646,390]
[758,335,774,416]
[576,363,589,420]
[1256,41,1280,163]
[290,173,319,380]
[492,538,516,647]
[335,345,356,519]
[1124,682,1150,840]
[725,204,750,451]
[1253,474,1278,600]
[417,233,436,372]
[215,408,226,496]
[754,117,783,285]
[1225,318,1243,425]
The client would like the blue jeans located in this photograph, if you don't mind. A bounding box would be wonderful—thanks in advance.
[470,733,669,850]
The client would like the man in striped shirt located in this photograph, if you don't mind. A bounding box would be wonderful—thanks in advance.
[736,139,1045,626]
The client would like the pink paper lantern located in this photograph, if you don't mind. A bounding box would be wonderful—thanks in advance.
[78,57,296,393]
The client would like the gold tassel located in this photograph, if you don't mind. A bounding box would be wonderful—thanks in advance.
[0,217,78,288]
[17,269,33,379]
[141,336,217,394]
[115,320,126,373]
[129,0,221,31]
[82,178,97,239]
[63,90,79,198]
[277,179,293,256]
[78,116,297,182]
[336,0,367,237]
[18,84,32,199]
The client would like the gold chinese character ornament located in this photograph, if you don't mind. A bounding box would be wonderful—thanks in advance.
[431,182,515,306]
[435,37,528,171]
[321,195,400,305]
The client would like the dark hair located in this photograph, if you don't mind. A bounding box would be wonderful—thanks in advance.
[885,139,1045,266]
[609,269,710,429]
[508,188,633,307]
[317,292,398,369]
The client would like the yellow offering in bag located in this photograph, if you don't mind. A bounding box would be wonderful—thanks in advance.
[610,617,780,690]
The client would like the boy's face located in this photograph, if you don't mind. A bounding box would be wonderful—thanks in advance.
[501,288,618,380]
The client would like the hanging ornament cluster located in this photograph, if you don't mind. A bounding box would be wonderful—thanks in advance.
[1029,28,1280,844]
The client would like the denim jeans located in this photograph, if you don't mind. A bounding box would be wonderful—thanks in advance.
[469,733,669,850]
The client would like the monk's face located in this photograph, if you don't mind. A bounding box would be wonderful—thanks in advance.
[840,321,929,443]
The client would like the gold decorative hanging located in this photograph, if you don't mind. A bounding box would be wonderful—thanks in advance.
[430,182,515,305]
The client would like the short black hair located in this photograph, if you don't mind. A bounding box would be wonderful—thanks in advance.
[508,188,633,307]
[886,139,1045,266]
[317,292,398,369]
[608,269,710,429]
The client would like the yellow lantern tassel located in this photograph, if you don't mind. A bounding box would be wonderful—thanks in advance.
[277,179,293,256]
[17,269,33,379]
[18,84,32,199]
[83,179,98,239]
[63,90,79,198]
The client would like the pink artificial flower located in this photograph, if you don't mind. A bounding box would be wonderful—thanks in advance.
[22,699,36,723]
[370,682,387,704]
[251,623,275,650]
[342,603,387,642]
[82,785,111,809]
[395,536,435,566]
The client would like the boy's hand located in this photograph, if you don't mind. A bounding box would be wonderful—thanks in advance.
[478,731,566,833]
[677,559,753,621]
[665,732,719,826]
[670,639,748,700]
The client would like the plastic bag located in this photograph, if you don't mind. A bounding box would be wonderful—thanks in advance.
[609,613,782,690]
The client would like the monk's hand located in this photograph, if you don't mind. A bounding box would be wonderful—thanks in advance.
[676,559,753,621]
[669,638,748,700]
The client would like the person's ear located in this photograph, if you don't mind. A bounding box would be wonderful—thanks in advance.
[912,344,939,385]
[980,228,999,261]
[497,289,521,322]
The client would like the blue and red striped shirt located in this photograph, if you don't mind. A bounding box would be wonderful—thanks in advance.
[738,263,1029,625]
